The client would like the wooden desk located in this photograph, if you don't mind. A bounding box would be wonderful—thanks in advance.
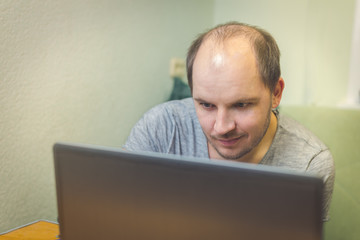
[0,220,59,240]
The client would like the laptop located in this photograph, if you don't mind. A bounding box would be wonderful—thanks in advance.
[53,142,323,240]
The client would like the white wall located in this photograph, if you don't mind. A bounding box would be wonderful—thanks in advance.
[214,0,356,106]
[0,0,213,232]
[347,0,360,106]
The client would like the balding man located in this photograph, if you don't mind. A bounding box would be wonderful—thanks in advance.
[124,22,334,221]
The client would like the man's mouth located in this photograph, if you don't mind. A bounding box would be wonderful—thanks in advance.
[215,136,244,147]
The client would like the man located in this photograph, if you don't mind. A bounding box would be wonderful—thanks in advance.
[124,22,334,221]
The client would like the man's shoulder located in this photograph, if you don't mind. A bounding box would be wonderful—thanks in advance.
[124,97,207,156]
[277,113,327,150]
[157,97,195,111]
[263,112,332,171]
[146,97,196,120]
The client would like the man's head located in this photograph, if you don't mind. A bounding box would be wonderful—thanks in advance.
[187,22,281,93]
[187,22,284,162]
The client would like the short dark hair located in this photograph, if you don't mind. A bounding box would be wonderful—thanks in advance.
[186,22,281,92]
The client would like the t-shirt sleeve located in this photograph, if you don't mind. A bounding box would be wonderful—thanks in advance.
[123,105,176,153]
[306,149,335,221]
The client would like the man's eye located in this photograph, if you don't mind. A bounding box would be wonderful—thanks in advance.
[201,103,214,109]
[235,103,249,108]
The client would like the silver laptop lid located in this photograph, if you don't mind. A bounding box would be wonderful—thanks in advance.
[54,142,323,240]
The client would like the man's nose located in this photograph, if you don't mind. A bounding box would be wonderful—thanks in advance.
[214,109,236,135]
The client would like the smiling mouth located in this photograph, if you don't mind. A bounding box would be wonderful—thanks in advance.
[216,136,244,146]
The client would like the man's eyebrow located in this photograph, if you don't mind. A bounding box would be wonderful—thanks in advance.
[234,98,259,102]
[193,98,207,102]
[194,97,258,102]
[193,97,260,105]
[193,98,215,104]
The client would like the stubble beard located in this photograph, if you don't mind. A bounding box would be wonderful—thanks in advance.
[208,108,272,161]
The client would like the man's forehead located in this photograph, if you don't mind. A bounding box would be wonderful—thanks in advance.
[196,37,254,64]
[192,36,264,94]
[201,36,252,52]
[193,37,256,74]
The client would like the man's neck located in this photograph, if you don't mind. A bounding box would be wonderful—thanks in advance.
[242,111,278,164]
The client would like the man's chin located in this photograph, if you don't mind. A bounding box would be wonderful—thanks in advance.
[213,146,251,161]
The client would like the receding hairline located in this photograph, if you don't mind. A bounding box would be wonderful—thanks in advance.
[187,22,281,93]
[193,23,264,79]
[200,22,264,47]
[189,23,270,79]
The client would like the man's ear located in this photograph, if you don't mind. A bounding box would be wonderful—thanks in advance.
[272,77,285,109]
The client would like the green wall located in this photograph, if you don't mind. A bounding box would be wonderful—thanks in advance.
[0,0,213,232]
[281,106,360,240]
[214,0,356,106]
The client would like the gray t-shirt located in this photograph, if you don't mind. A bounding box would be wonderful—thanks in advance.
[124,98,335,221]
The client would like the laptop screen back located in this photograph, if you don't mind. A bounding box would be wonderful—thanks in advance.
[53,142,323,240]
